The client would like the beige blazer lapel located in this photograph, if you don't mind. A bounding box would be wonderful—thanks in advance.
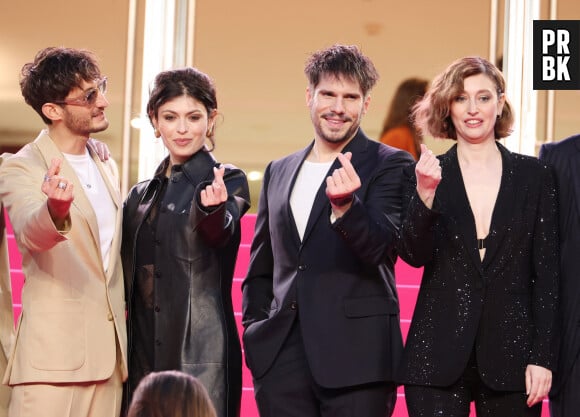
[86,142,122,281]
[34,132,103,267]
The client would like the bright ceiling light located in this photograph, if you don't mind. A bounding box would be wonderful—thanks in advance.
[247,171,263,181]
[130,116,149,129]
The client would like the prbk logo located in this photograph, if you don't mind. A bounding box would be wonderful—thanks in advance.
[533,20,580,90]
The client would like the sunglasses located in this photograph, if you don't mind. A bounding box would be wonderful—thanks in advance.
[53,77,108,107]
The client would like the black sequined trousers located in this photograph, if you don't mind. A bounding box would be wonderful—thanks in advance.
[404,351,542,417]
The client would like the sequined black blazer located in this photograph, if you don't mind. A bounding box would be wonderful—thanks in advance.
[397,142,559,391]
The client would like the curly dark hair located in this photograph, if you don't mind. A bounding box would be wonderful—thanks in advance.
[20,47,102,124]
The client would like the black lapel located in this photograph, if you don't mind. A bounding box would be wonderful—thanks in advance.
[481,142,515,269]
[437,145,484,274]
[181,150,217,185]
[301,130,369,244]
[283,144,313,245]
[571,137,580,220]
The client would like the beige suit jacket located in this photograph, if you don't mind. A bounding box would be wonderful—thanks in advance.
[0,131,127,385]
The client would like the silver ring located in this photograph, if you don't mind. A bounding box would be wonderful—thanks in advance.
[57,181,67,190]
[44,175,51,182]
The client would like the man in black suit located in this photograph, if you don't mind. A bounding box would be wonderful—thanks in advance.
[241,44,414,417]
[539,134,580,417]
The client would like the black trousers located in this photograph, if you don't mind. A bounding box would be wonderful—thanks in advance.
[405,351,542,417]
[252,320,397,417]
[550,351,580,417]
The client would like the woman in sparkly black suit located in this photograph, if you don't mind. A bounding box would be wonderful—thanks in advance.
[396,56,559,417]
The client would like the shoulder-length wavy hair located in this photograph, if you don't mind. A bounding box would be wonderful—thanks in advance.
[413,56,514,140]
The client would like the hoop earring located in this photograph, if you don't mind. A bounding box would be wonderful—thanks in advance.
[206,124,214,138]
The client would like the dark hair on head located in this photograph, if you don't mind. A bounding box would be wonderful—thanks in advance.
[413,56,514,140]
[127,370,217,417]
[304,44,379,96]
[147,67,218,151]
[20,47,102,124]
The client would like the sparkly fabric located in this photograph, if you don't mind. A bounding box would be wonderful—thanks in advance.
[397,143,559,397]
[405,350,542,417]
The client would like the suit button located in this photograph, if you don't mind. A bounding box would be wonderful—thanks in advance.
[298,265,306,271]
[154,305,161,312]
[290,301,298,310]
[107,313,114,321]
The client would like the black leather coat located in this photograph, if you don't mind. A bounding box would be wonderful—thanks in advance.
[121,150,250,417]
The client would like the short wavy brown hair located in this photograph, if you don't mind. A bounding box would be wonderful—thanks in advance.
[413,56,514,140]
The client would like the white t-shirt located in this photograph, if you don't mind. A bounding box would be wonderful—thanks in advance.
[63,148,116,270]
[290,160,333,240]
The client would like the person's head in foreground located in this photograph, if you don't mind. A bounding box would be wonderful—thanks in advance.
[127,370,217,417]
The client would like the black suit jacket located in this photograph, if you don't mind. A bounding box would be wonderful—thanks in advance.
[539,134,580,396]
[397,142,559,391]
[241,130,414,388]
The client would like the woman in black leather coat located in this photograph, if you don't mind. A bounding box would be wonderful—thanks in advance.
[121,67,250,417]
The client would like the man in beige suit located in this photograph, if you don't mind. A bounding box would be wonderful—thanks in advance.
[0,199,15,417]
[0,47,127,417]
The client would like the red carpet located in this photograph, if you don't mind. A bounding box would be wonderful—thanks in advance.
[4,211,550,417]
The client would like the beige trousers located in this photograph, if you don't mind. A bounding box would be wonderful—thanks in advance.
[8,365,123,417]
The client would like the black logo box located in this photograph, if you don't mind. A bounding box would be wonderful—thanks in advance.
[533,20,580,90]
